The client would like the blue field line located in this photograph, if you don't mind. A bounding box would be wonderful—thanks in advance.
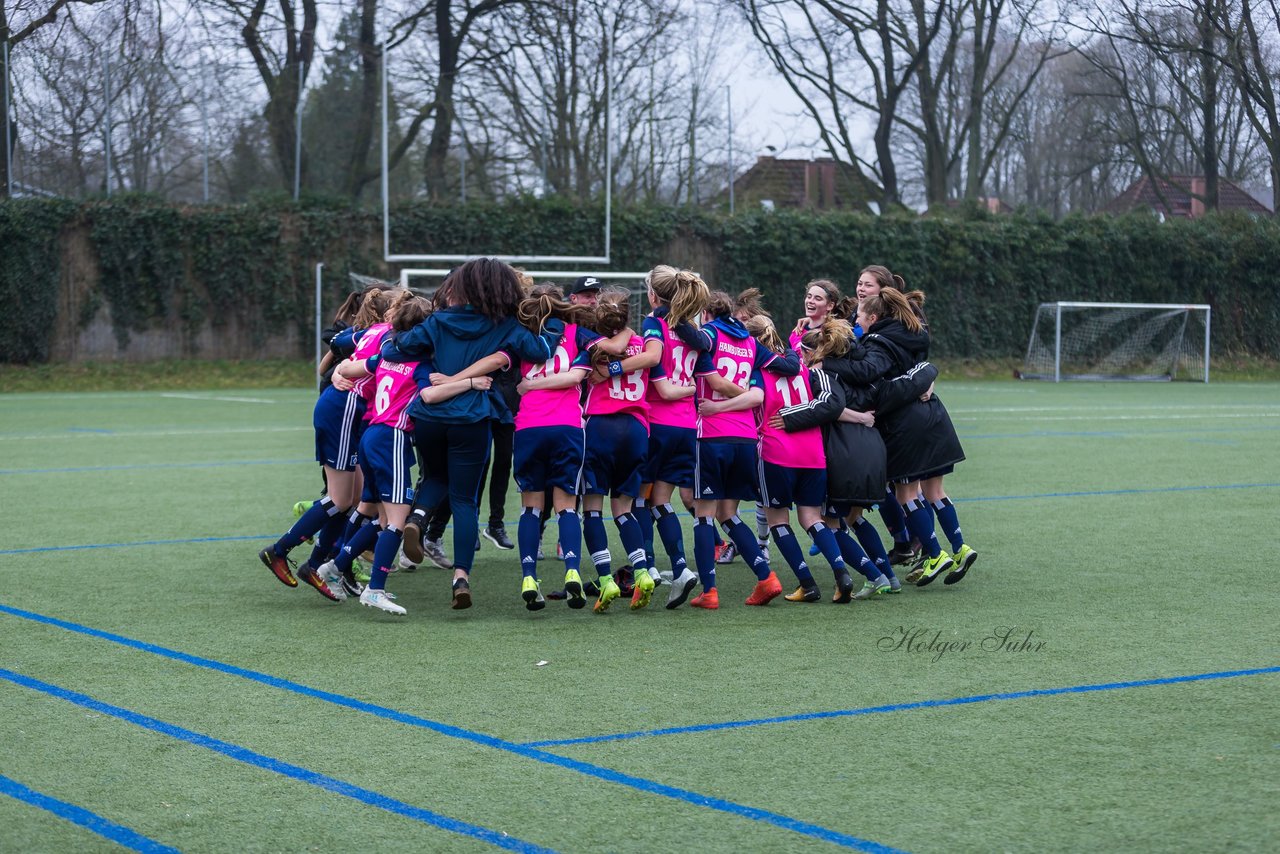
[0,535,274,556]
[66,427,114,434]
[0,668,554,854]
[523,665,1280,749]
[962,481,1280,503]
[0,774,179,854]
[0,604,905,854]
[0,459,310,475]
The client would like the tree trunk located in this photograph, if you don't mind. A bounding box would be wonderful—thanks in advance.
[423,3,459,201]
[342,0,379,199]
[1199,0,1219,210]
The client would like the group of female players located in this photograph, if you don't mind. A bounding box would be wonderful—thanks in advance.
[257,258,978,617]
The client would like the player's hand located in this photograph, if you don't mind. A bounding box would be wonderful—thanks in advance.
[698,399,721,416]
[920,382,935,402]
[430,372,452,385]
[516,378,533,396]
[768,413,785,429]
[471,376,493,391]
[332,372,354,391]
[792,316,807,335]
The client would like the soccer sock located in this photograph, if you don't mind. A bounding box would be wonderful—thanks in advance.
[693,517,718,590]
[652,504,689,575]
[903,498,942,559]
[334,519,380,572]
[806,523,847,577]
[583,509,612,578]
[880,486,910,544]
[770,524,814,587]
[833,526,879,581]
[367,525,402,591]
[331,510,374,561]
[755,505,769,542]
[852,516,896,580]
[518,507,541,578]
[932,497,965,551]
[557,509,582,572]
[615,512,650,575]
[276,497,344,555]
[722,515,771,580]
[633,497,656,570]
[306,512,348,568]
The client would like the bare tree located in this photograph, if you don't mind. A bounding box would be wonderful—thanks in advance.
[1215,0,1280,210]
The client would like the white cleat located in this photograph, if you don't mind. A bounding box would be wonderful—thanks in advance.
[666,567,698,610]
[359,587,406,615]
[397,548,419,572]
[316,561,347,601]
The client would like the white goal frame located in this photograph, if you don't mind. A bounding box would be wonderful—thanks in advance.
[399,268,653,323]
[1022,301,1211,383]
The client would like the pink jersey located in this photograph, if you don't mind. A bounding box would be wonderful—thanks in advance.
[368,358,421,431]
[515,323,590,431]
[696,331,761,441]
[643,315,698,429]
[350,323,391,404]
[760,367,826,467]
[789,322,822,354]
[585,335,649,430]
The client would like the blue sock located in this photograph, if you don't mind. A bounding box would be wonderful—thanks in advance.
[770,524,814,586]
[330,510,373,561]
[334,518,380,572]
[276,497,344,555]
[557,509,582,572]
[693,517,718,590]
[583,510,611,578]
[615,512,649,574]
[633,497,656,570]
[833,526,879,581]
[903,498,942,558]
[306,512,348,568]
[367,525,402,591]
[932,497,964,551]
[880,487,910,544]
[852,516,896,580]
[806,523,847,577]
[723,515,771,580]
[652,504,688,574]
[517,507,541,578]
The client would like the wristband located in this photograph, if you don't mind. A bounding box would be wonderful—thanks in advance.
[607,360,624,377]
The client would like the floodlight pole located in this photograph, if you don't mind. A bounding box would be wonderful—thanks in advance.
[3,40,12,198]
[380,41,390,262]
[103,54,113,197]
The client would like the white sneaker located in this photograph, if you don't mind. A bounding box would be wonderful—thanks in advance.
[317,560,347,601]
[359,587,406,615]
[397,548,419,572]
[422,538,454,570]
[659,569,674,584]
[648,567,664,586]
[666,567,698,609]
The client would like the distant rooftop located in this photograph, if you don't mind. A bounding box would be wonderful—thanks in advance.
[1104,174,1271,218]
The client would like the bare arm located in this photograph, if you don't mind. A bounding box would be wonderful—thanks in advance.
[430,352,510,386]
[590,327,636,356]
[700,371,746,398]
[420,375,493,405]
[518,368,588,394]
[838,408,875,427]
[699,387,763,416]
[655,378,696,400]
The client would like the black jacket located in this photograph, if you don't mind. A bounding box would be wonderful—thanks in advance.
[823,318,929,388]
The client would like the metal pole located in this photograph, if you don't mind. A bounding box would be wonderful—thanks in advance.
[603,16,612,262]
[315,263,324,376]
[727,85,734,215]
[3,41,12,198]
[293,60,303,200]
[380,41,390,261]
[1054,303,1062,383]
[200,62,209,202]
[104,54,113,197]
[1203,306,1211,383]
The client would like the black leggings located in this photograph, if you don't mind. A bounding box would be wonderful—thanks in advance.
[412,420,491,572]
[426,421,514,539]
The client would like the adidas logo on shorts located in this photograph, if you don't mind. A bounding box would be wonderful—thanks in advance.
[702,487,713,495]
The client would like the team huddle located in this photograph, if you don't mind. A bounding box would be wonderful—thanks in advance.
[257,259,978,616]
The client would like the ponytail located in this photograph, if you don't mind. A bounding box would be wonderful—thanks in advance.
[647,265,709,326]
[745,315,785,353]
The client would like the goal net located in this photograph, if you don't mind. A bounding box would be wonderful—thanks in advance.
[1020,302,1211,382]
[398,268,653,326]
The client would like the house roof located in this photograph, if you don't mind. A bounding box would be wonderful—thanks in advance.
[1104,174,1272,217]
[724,156,881,212]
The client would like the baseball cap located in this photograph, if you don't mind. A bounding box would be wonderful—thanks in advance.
[569,276,603,295]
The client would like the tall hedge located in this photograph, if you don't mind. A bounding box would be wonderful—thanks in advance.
[2,195,1277,364]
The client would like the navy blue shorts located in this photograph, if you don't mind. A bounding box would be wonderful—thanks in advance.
[358,423,416,505]
[893,464,954,485]
[694,440,761,502]
[514,425,585,495]
[643,424,696,488]
[761,461,827,509]
[313,386,366,471]
[583,414,648,498]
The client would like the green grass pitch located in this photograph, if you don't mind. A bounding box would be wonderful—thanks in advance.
[1,381,1277,852]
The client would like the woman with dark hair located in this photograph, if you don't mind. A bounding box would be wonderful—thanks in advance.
[379,258,565,609]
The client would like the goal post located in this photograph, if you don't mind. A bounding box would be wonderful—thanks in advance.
[1020,302,1211,383]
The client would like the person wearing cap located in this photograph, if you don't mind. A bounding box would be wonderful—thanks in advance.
[568,276,603,307]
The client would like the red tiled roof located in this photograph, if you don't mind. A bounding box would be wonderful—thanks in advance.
[726,156,880,211]
[1104,175,1272,217]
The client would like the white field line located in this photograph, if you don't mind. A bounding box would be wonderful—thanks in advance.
[948,403,1280,414]
[160,393,276,404]
[0,426,311,441]
[951,412,1280,424]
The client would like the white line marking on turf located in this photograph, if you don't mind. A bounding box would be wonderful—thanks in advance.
[951,412,1280,424]
[0,426,310,441]
[160,393,276,404]
[949,404,1280,414]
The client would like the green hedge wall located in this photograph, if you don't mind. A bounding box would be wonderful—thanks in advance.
[2,196,1278,364]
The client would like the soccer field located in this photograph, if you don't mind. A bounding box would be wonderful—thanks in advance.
[1,381,1277,853]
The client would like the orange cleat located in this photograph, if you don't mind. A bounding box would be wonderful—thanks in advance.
[745,571,783,606]
[690,588,720,610]
[259,548,297,587]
